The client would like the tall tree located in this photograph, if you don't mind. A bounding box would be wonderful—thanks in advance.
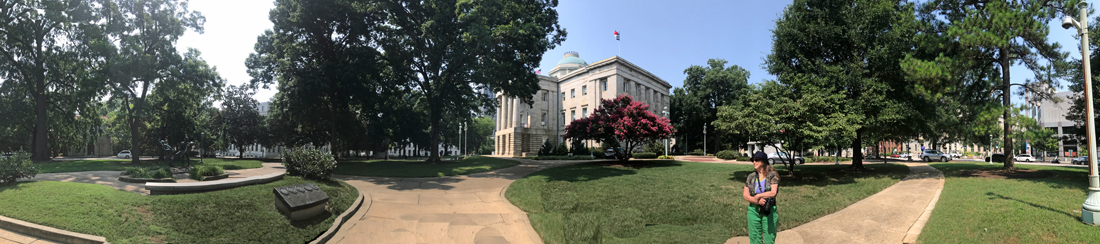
[146,49,223,156]
[247,0,389,156]
[221,85,261,158]
[0,0,105,161]
[104,0,206,163]
[377,0,566,162]
[767,0,919,169]
[671,59,750,153]
[917,0,1073,170]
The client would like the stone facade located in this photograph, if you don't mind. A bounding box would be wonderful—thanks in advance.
[493,53,672,157]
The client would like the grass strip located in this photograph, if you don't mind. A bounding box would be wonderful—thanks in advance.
[35,158,263,173]
[505,160,909,244]
[919,162,1099,243]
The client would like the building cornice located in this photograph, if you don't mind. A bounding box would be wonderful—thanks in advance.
[555,56,671,89]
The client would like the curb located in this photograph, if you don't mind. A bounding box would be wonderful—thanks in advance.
[146,172,284,195]
[0,215,108,244]
[309,190,367,244]
[116,176,176,183]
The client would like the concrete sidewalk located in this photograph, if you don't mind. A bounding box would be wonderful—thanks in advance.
[327,158,596,244]
[726,163,945,244]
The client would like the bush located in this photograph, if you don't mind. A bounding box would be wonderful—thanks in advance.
[644,142,664,154]
[632,152,658,159]
[687,149,704,156]
[524,155,596,160]
[122,166,173,179]
[538,139,554,156]
[657,155,675,159]
[570,140,590,156]
[282,148,338,180]
[734,156,751,161]
[552,143,569,156]
[189,165,226,181]
[0,151,37,184]
[715,150,738,160]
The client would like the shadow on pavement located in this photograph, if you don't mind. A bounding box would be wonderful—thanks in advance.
[729,164,909,187]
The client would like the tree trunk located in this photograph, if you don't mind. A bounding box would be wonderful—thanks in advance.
[427,95,443,162]
[32,73,49,162]
[851,129,864,169]
[1001,48,1015,170]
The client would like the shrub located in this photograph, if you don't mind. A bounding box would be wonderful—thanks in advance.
[149,168,173,179]
[632,152,658,159]
[552,143,569,156]
[538,139,554,156]
[189,165,226,181]
[734,156,751,161]
[0,151,37,184]
[282,148,338,180]
[687,149,704,156]
[569,140,590,156]
[657,155,675,159]
[644,142,664,154]
[123,166,173,179]
[715,150,738,160]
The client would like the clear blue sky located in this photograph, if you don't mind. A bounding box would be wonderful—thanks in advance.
[176,0,1086,104]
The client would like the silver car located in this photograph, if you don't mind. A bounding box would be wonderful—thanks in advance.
[919,150,951,162]
[767,152,805,165]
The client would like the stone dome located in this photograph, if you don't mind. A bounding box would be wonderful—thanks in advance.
[556,51,587,66]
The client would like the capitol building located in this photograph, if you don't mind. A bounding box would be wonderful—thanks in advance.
[493,52,672,157]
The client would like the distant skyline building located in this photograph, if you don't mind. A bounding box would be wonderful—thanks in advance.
[493,52,672,157]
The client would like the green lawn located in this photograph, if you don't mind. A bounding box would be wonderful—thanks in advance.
[505,161,910,244]
[334,155,520,177]
[0,176,357,244]
[34,158,264,173]
[920,163,1100,243]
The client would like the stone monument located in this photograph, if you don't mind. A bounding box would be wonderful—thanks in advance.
[274,183,330,221]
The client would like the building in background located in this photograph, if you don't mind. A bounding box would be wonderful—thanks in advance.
[493,52,673,157]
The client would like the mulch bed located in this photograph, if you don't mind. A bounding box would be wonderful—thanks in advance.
[959,169,1054,179]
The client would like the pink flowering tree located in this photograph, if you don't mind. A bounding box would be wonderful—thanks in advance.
[564,95,675,162]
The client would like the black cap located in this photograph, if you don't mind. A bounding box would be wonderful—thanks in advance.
[752,151,768,161]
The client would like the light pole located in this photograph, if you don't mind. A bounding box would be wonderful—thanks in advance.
[200,132,205,164]
[462,122,467,157]
[662,107,669,157]
[703,124,707,156]
[989,134,993,164]
[1065,1,1100,225]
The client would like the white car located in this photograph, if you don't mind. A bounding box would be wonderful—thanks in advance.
[117,150,132,159]
[1013,154,1035,162]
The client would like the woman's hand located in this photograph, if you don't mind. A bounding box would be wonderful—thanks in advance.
[757,197,766,205]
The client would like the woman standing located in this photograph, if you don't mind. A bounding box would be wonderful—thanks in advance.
[743,151,779,244]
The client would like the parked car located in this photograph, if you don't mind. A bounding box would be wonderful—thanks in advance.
[766,152,805,165]
[0,152,10,158]
[949,152,962,158]
[986,153,1006,163]
[890,154,900,158]
[899,153,911,158]
[1072,156,1100,165]
[919,150,951,162]
[117,150,132,159]
[605,147,624,159]
[1013,154,1036,162]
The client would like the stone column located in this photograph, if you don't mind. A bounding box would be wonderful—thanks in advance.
[496,97,502,131]
[512,97,520,129]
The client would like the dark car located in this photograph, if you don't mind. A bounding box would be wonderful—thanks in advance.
[605,147,624,159]
[985,153,1006,163]
[1072,156,1100,165]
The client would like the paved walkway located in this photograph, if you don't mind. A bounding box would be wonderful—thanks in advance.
[22,163,286,195]
[725,163,945,244]
[327,158,594,244]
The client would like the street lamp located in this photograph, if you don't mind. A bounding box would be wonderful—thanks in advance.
[662,107,668,157]
[1064,0,1100,225]
[200,132,205,164]
[703,124,707,155]
[462,122,467,157]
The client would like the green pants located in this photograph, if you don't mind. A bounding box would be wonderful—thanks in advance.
[747,204,777,244]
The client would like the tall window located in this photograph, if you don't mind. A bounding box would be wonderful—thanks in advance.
[582,85,587,95]
[571,89,575,98]
[561,92,565,100]
[601,79,607,91]
[542,91,547,101]
[541,113,547,125]
[562,112,566,126]
[571,110,576,120]
[582,108,587,117]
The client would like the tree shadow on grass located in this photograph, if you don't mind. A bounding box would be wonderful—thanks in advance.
[530,162,642,183]
[935,163,1090,191]
[356,177,466,191]
[289,210,333,229]
[728,164,907,187]
[986,192,1077,220]
[0,181,33,194]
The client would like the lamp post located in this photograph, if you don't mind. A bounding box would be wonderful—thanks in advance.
[703,124,707,156]
[662,107,669,157]
[462,122,467,157]
[1065,1,1100,225]
[200,132,204,164]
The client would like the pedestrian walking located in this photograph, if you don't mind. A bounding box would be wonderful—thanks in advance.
[743,151,779,244]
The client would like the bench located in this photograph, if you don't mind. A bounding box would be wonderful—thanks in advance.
[146,172,284,195]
